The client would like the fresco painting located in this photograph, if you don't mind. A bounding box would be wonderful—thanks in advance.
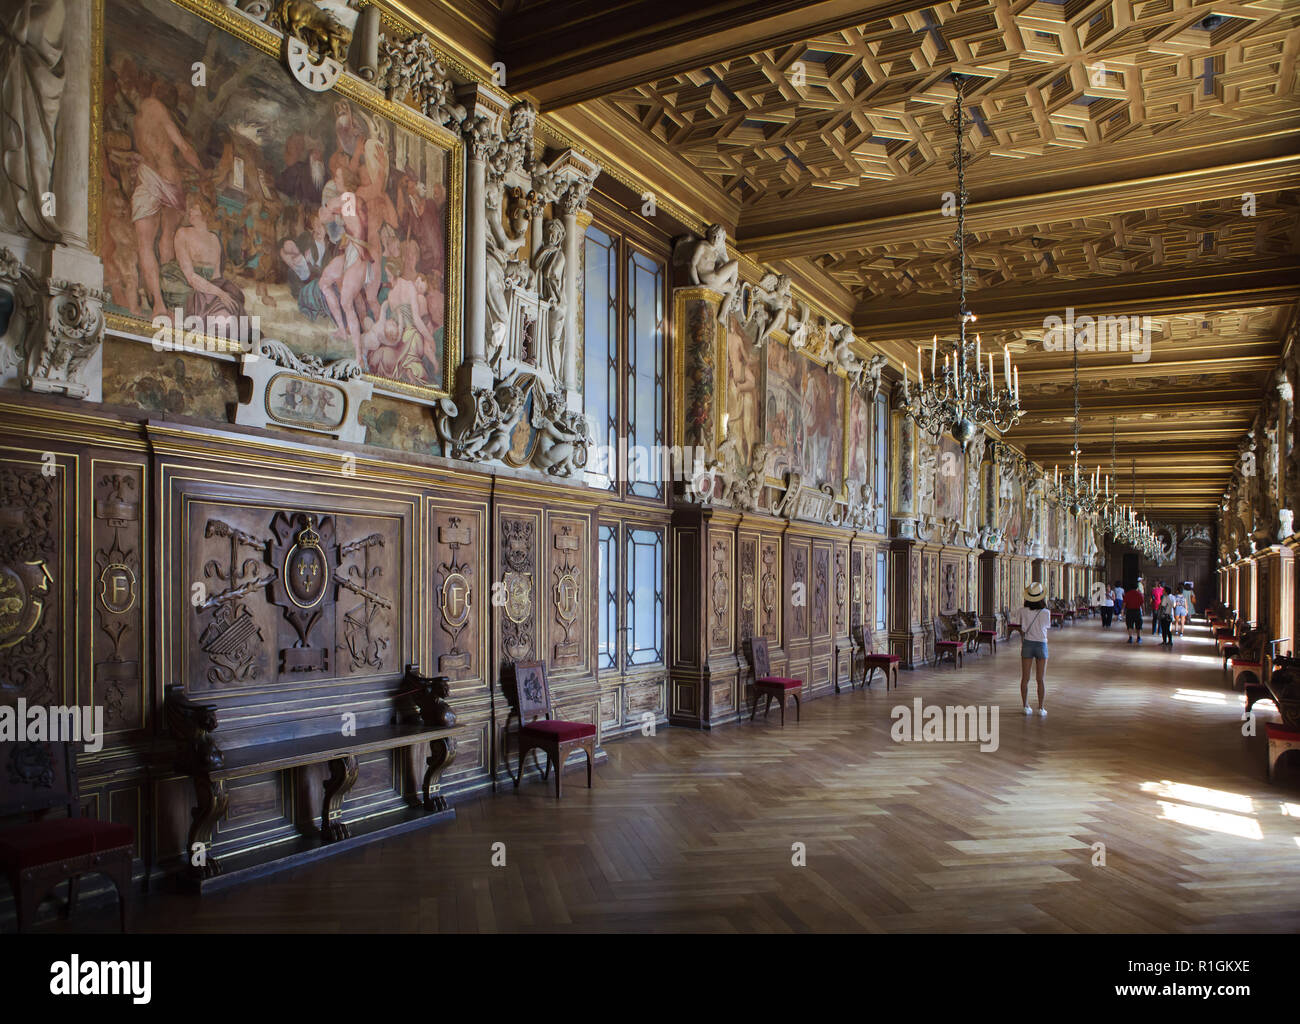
[99,0,452,396]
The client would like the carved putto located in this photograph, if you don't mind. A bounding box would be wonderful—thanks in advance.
[436,379,527,462]
[747,273,791,346]
[376,31,465,129]
[530,390,590,478]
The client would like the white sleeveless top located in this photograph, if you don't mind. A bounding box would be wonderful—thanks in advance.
[1016,606,1051,643]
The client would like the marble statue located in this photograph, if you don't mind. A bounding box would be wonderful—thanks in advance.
[0,0,66,241]
[676,225,740,320]
[533,219,566,379]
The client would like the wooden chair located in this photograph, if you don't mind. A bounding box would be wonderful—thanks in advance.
[1003,607,1023,641]
[742,636,802,726]
[503,660,596,798]
[0,740,133,932]
[855,624,899,690]
[932,617,964,670]
[1229,628,1266,690]
[975,616,998,655]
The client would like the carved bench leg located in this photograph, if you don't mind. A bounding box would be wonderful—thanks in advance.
[422,737,458,811]
[321,755,359,842]
[188,774,228,879]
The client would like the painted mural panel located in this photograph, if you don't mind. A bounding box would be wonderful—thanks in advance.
[934,434,963,521]
[801,361,843,492]
[724,312,762,469]
[98,0,456,399]
[846,386,871,487]
[763,339,804,481]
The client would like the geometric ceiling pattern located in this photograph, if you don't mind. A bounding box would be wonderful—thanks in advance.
[479,0,1300,515]
[609,0,1300,207]
[838,194,1300,303]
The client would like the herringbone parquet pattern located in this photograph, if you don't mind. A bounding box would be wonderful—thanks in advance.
[57,620,1300,933]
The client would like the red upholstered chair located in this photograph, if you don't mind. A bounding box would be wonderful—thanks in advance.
[932,617,964,670]
[743,636,802,726]
[1229,628,1266,690]
[0,740,133,932]
[503,660,596,798]
[855,625,899,690]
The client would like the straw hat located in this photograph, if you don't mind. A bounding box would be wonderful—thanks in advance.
[1024,582,1045,601]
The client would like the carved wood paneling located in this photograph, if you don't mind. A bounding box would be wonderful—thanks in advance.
[738,533,758,643]
[92,462,145,735]
[789,539,809,640]
[498,510,540,668]
[811,542,830,640]
[547,513,589,671]
[185,501,404,692]
[760,534,780,641]
[0,455,63,707]
[429,500,486,688]
[708,531,733,655]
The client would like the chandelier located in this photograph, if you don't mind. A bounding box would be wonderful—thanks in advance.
[901,73,1022,449]
[1051,333,1104,517]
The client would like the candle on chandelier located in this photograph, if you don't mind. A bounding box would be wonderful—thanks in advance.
[988,353,994,397]
[1012,365,1019,401]
[1003,345,1010,382]
[903,363,910,398]
[932,338,937,377]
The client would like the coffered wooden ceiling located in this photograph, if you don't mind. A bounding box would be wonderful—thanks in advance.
[404,0,1300,518]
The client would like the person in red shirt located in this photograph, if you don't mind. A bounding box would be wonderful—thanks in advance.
[1150,581,1165,635]
[1123,584,1144,644]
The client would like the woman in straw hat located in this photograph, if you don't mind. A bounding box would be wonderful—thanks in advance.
[1015,582,1052,717]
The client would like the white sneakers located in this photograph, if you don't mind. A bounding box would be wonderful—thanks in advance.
[1023,705,1033,715]
[1039,707,1048,717]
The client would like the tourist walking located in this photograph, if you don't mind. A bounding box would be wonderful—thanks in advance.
[1015,582,1052,716]
[1150,580,1165,635]
[1172,587,1188,637]
[1124,582,1144,644]
[1158,589,1175,646]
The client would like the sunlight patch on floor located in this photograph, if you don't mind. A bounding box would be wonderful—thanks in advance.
[1171,689,1239,706]
[1142,780,1254,814]
[1155,800,1263,840]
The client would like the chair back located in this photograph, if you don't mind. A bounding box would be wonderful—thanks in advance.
[851,625,865,653]
[0,739,79,819]
[503,660,552,724]
[744,636,772,680]
[1238,627,1267,663]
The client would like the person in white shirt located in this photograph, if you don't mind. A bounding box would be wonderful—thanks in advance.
[1158,590,1176,646]
[1015,582,1052,717]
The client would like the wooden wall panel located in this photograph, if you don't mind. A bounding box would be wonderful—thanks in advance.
[90,459,148,739]
[707,530,733,656]
[428,499,488,691]
[546,511,589,674]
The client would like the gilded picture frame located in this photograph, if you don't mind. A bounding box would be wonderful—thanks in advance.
[90,0,464,405]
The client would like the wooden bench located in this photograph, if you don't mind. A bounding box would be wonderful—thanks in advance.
[163,666,457,886]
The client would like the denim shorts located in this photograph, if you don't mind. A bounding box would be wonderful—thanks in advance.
[1021,640,1048,660]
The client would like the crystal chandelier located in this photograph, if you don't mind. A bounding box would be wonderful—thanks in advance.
[1050,334,1104,517]
[901,73,1022,449]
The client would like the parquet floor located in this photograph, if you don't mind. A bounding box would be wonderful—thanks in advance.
[63,619,1300,932]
